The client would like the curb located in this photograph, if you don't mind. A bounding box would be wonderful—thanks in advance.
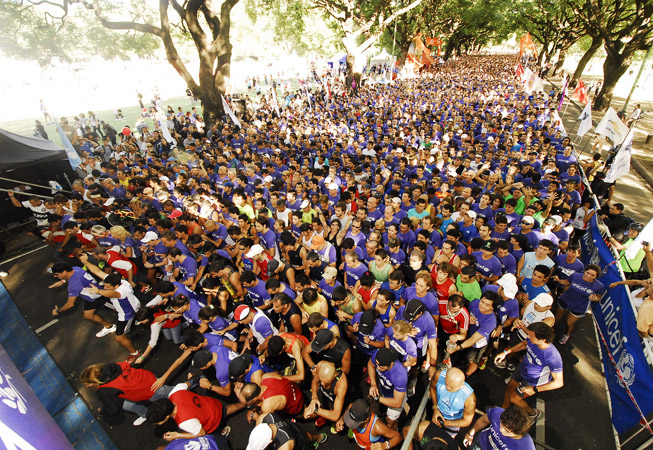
[631,158,653,191]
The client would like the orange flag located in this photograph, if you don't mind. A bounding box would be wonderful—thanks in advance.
[415,36,428,53]
[519,33,538,59]
[569,80,590,105]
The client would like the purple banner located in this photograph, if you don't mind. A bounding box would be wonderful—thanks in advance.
[0,344,72,450]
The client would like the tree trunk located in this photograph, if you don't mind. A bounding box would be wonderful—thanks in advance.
[552,49,566,76]
[443,39,456,61]
[594,48,630,111]
[571,36,602,85]
[345,53,362,91]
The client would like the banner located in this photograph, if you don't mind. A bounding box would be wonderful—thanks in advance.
[581,216,653,434]
[54,118,82,170]
[605,129,633,183]
[221,95,242,128]
[577,101,593,137]
[595,106,629,143]
[0,344,73,449]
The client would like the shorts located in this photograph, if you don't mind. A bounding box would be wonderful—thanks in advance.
[557,299,586,318]
[116,318,134,336]
[83,296,109,311]
[465,346,487,364]
[386,401,404,421]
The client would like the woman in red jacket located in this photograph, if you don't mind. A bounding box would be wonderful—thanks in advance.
[81,362,173,426]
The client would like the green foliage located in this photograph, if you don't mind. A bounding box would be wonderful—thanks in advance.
[244,0,341,56]
[510,0,581,58]
[0,0,160,66]
[432,0,514,58]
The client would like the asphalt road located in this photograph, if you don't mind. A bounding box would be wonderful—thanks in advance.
[1,242,616,450]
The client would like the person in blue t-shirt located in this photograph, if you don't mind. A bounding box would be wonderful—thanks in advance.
[463,405,535,450]
[447,292,498,376]
[555,264,604,345]
[368,348,408,428]
[518,265,551,305]
[494,322,563,423]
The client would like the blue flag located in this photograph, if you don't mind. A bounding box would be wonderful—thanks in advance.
[581,215,653,434]
[54,118,82,169]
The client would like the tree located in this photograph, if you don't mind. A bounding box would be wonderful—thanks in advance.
[16,0,240,125]
[512,0,582,71]
[308,0,424,87]
[569,35,603,85]
[378,2,441,63]
[0,1,159,66]
[432,0,513,60]
[571,0,653,110]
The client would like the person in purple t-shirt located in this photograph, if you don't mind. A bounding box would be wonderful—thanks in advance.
[343,251,368,292]
[368,348,408,428]
[396,299,438,375]
[447,291,498,376]
[555,264,604,344]
[350,310,385,357]
[550,245,584,297]
[472,240,502,284]
[463,405,535,450]
[494,322,563,423]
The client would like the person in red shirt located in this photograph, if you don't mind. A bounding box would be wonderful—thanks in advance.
[146,384,245,441]
[236,372,305,418]
[437,294,470,367]
[80,362,171,426]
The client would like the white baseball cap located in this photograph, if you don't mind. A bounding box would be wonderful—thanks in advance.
[245,244,264,259]
[533,293,554,308]
[246,424,273,450]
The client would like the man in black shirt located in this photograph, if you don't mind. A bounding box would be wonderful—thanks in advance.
[302,329,351,375]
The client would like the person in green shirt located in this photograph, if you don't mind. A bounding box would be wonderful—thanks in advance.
[300,199,318,224]
[502,184,535,215]
[609,222,646,278]
[408,198,431,220]
[456,265,483,302]
[233,191,255,220]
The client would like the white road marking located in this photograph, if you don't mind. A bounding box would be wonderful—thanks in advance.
[35,319,58,334]
[536,398,546,449]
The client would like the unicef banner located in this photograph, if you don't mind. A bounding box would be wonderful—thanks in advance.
[582,215,653,435]
[0,344,72,450]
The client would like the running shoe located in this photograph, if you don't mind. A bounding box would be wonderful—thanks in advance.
[221,425,231,437]
[478,357,488,370]
[495,359,507,369]
[96,324,116,338]
[133,416,147,426]
[313,433,328,448]
[529,409,542,425]
[315,417,327,428]
[407,378,417,397]
[558,334,570,345]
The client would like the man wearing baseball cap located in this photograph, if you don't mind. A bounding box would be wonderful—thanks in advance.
[245,244,275,282]
[396,299,438,374]
[228,353,270,386]
[317,266,343,302]
[368,348,407,428]
[246,415,327,450]
[334,398,401,449]
[472,240,502,284]
[303,328,352,375]
[234,304,278,354]
[188,344,237,397]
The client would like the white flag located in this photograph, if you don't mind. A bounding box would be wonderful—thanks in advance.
[155,107,175,145]
[577,101,593,137]
[551,110,567,136]
[221,95,242,128]
[595,106,628,143]
[605,129,634,183]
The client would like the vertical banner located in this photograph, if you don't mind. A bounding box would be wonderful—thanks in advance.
[0,344,73,449]
[54,118,82,170]
[581,216,653,434]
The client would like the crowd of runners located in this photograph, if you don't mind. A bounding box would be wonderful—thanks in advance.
[9,54,650,450]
